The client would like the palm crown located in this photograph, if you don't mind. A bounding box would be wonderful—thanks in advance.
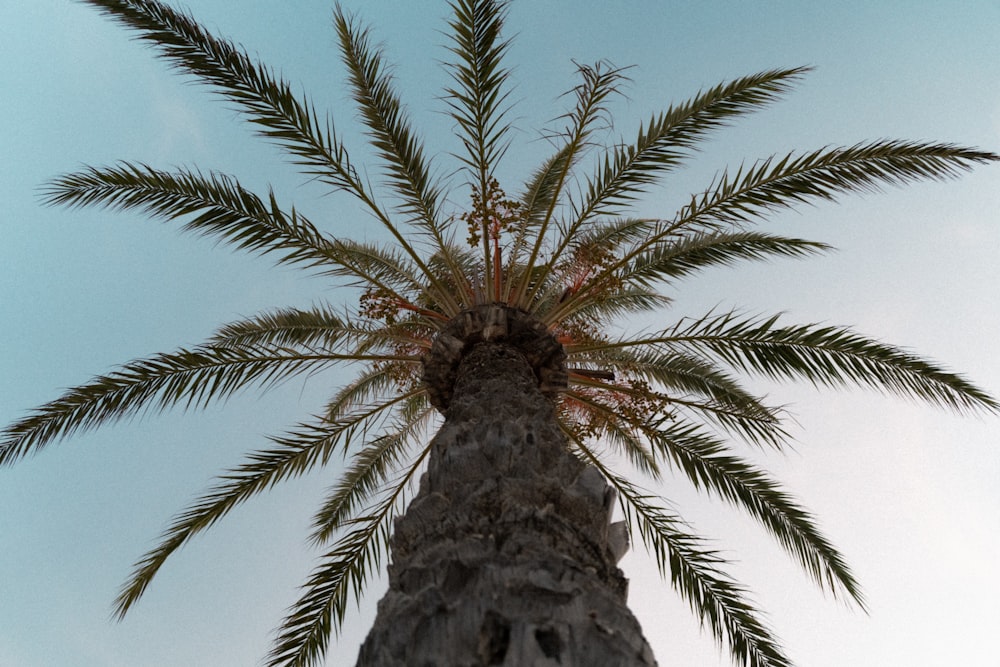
[3,1,997,666]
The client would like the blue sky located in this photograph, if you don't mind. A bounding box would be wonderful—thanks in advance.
[2,1,999,665]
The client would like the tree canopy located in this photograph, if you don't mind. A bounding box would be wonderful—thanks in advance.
[3,1,997,666]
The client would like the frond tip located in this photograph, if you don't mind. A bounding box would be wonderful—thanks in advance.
[666,311,1000,414]
[42,163,340,271]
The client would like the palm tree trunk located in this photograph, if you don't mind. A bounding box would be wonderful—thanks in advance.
[357,336,657,666]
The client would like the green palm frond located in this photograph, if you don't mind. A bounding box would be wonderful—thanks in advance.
[512,61,630,306]
[671,396,788,451]
[334,2,471,301]
[444,0,514,294]
[81,0,361,191]
[208,306,356,351]
[574,67,810,223]
[0,344,393,465]
[268,445,430,667]
[661,311,999,412]
[547,231,830,324]
[570,438,792,667]
[43,163,340,271]
[563,140,998,319]
[560,389,662,477]
[627,502,792,667]
[444,0,513,182]
[570,216,659,253]
[637,421,862,605]
[80,0,464,316]
[517,143,576,229]
[310,398,434,545]
[330,240,427,298]
[111,392,414,618]
[531,217,668,318]
[206,310,433,398]
[565,286,674,322]
[572,345,786,440]
[41,164,438,313]
[621,232,831,289]
[677,140,998,230]
[269,498,393,667]
[335,5,444,229]
[505,143,577,294]
[567,367,787,455]
[507,144,573,278]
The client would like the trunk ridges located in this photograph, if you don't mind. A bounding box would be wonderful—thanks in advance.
[359,343,656,666]
[422,303,568,412]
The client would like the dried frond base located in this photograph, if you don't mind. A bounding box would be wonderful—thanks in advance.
[422,304,567,412]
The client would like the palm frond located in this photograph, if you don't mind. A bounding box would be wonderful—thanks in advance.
[329,239,427,299]
[80,0,361,192]
[209,310,434,383]
[569,436,792,667]
[547,231,830,325]
[43,163,339,271]
[571,216,659,252]
[335,6,459,277]
[522,218,647,315]
[208,306,355,351]
[335,5,443,225]
[503,143,578,299]
[512,61,630,306]
[266,445,430,667]
[663,311,1000,413]
[621,231,831,290]
[636,421,863,606]
[444,0,513,181]
[575,67,810,223]
[268,501,392,667]
[563,286,674,323]
[622,494,792,667]
[671,396,789,451]
[559,390,662,477]
[80,0,463,316]
[516,144,575,231]
[675,140,999,230]
[444,0,514,293]
[0,345,412,465]
[320,364,422,424]
[570,345,788,447]
[112,390,416,619]
[559,141,997,323]
[310,399,434,545]
[41,163,437,313]
[528,216,664,317]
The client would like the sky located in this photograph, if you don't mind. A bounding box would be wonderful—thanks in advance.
[1,1,999,665]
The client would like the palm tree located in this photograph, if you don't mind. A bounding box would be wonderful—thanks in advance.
[3,0,996,665]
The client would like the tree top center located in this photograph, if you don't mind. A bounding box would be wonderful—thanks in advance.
[422,304,567,412]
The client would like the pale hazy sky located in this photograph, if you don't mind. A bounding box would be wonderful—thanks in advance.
[2,1,999,666]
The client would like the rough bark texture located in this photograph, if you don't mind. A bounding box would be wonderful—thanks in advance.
[357,335,657,666]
